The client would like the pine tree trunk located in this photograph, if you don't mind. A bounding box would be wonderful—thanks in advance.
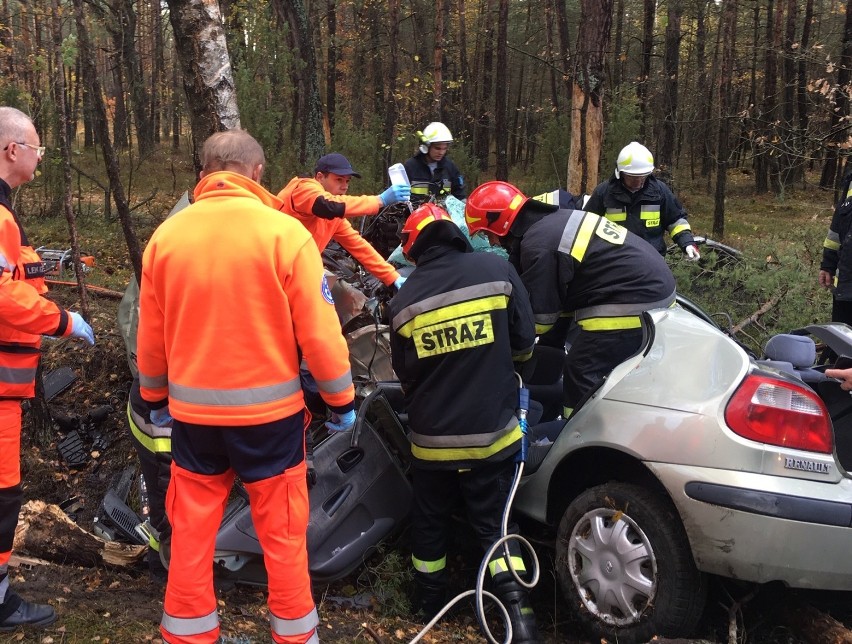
[567,0,612,195]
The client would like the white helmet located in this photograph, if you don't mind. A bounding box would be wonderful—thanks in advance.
[418,122,453,154]
[615,141,654,178]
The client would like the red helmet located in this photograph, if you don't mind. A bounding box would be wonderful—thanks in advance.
[400,203,454,255]
[465,181,528,236]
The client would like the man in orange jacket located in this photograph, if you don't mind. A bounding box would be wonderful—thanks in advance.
[0,106,94,632]
[278,153,409,288]
[137,129,355,644]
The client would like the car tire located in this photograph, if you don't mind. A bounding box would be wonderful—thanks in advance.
[555,481,706,643]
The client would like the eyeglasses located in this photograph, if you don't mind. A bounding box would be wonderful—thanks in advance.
[3,142,46,157]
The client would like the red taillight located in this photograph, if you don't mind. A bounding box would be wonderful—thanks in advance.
[725,373,833,453]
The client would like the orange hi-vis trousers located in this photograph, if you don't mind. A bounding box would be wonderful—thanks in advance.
[0,400,23,575]
[160,461,317,644]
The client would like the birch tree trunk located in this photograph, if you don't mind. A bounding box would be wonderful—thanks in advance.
[165,0,241,173]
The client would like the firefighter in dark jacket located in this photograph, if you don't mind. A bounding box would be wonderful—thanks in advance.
[820,172,852,326]
[584,141,699,259]
[388,203,540,643]
[466,181,677,419]
[403,122,466,204]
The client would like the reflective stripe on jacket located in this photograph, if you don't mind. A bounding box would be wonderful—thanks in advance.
[584,175,695,255]
[518,209,677,335]
[277,177,399,286]
[137,172,354,425]
[389,227,535,469]
[0,181,71,398]
[402,153,466,200]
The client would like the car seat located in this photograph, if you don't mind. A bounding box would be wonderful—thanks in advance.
[760,334,827,385]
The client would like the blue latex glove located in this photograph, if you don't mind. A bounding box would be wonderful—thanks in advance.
[68,312,95,345]
[326,409,356,433]
[379,184,411,207]
[394,275,407,289]
[150,407,173,428]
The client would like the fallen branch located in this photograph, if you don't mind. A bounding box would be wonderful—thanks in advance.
[46,278,125,299]
[731,290,786,336]
[14,500,145,567]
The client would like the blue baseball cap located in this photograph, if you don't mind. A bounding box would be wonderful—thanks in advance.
[314,153,361,178]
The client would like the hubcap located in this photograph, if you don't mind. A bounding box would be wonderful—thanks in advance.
[567,508,657,626]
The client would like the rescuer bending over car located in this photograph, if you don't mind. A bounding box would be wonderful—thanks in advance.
[465,181,678,419]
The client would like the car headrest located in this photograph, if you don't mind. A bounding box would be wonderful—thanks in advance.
[764,334,816,369]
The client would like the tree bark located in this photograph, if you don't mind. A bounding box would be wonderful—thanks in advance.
[821,0,852,191]
[494,0,508,179]
[638,0,655,139]
[14,501,145,568]
[433,0,445,116]
[72,0,143,284]
[659,0,683,184]
[165,0,241,174]
[326,0,338,132]
[50,0,90,317]
[567,0,612,195]
[713,0,738,238]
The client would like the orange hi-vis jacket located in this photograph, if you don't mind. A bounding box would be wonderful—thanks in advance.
[0,181,75,398]
[137,172,355,426]
[277,177,400,286]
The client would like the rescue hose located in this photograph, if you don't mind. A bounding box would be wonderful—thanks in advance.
[409,373,541,644]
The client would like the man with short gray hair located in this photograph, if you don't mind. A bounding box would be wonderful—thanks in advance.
[0,106,94,632]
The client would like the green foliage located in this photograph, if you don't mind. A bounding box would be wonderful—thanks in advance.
[355,545,413,618]
[668,223,831,356]
[602,90,642,176]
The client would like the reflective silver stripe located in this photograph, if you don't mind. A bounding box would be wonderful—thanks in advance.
[534,312,561,327]
[640,205,660,217]
[392,280,513,332]
[0,573,8,601]
[827,231,841,244]
[0,365,37,384]
[139,371,168,389]
[169,378,302,407]
[574,290,676,321]
[305,632,319,644]
[667,216,689,229]
[409,415,518,448]
[556,211,587,255]
[270,606,319,637]
[128,405,172,439]
[315,371,353,395]
[160,609,219,636]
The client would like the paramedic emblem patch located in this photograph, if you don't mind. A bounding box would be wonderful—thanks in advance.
[321,275,334,304]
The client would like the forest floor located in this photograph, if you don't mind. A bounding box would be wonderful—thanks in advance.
[2,170,852,643]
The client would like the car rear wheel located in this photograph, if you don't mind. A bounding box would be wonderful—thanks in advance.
[556,481,706,643]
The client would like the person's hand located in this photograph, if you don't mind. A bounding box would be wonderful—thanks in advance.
[379,184,411,206]
[393,275,407,290]
[819,269,835,289]
[325,409,356,432]
[68,312,95,345]
[827,367,852,391]
[150,406,173,428]
[684,245,700,261]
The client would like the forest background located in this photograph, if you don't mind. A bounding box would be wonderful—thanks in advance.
[0,0,850,641]
[1,0,850,334]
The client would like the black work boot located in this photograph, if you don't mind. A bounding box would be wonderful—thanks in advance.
[0,591,57,632]
[410,571,448,622]
[491,576,540,644]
